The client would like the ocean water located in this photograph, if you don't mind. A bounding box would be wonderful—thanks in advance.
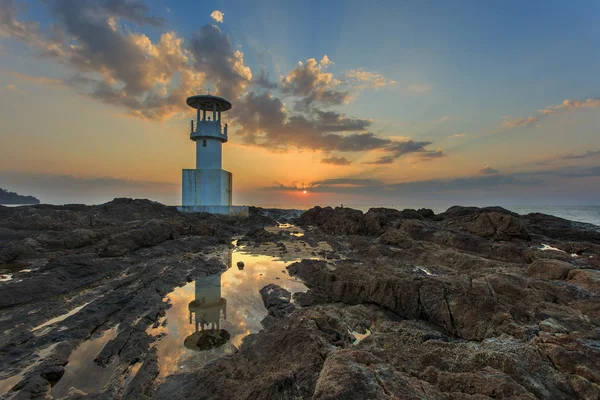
[258,204,600,227]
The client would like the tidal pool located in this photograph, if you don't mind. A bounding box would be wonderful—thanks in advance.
[149,247,308,379]
[51,326,119,398]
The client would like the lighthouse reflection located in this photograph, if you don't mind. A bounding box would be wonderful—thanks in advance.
[184,272,231,351]
[150,248,309,378]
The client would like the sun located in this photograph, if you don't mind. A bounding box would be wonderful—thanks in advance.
[302,190,307,194]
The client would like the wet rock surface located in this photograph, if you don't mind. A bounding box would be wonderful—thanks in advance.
[1,201,599,399]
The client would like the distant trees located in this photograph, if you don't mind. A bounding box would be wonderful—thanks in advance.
[0,188,40,205]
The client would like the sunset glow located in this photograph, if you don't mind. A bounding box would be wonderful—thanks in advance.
[0,1,599,206]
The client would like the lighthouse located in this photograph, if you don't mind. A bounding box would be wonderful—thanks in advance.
[178,94,248,216]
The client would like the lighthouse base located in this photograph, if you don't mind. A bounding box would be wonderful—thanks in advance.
[182,169,232,206]
[177,205,249,216]
[180,169,248,216]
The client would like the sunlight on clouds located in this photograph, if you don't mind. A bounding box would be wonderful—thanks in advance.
[504,98,600,129]
[210,10,225,23]
[344,68,396,89]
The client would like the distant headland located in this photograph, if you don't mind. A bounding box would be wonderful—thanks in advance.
[0,188,40,205]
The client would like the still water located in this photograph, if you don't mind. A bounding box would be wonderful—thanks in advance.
[148,245,307,379]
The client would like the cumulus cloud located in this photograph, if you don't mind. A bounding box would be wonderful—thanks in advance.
[1,3,443,163]
[321,156,352,166]
[479,165,499,175]
[232,90,442,163]
[281,56,351,110]
[504,98,600,129]
[0,0,251,120]
[253,68,278,89]
[210,10,224,23]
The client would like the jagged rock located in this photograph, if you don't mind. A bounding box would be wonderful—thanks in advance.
[378,228,413,248]
[568,269,600,292]
[259,284,294,319]
[526,259,573,280]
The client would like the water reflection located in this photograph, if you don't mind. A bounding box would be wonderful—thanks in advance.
[184,273,230,351]
[150,247,307,378]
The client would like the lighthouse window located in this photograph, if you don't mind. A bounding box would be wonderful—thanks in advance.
[202,139,207,147]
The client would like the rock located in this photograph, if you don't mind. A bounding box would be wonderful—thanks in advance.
[467,212,531,241]
[377,228,413,248]
[238,227,284,245]
[422,366,536,399]
[526,259,573,280]
[296,206,365,235]
[40,365,65,385]
[539,318,570,334]
[259,284,294,319]
[237,261,244,270]
[568,269,600,292]
[313,350,444,399]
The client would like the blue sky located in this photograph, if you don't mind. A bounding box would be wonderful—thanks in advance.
[1,0,599,206]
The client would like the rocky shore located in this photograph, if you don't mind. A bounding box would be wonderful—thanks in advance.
[1,199,599,399]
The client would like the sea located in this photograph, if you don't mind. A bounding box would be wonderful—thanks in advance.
[4,203,600,227]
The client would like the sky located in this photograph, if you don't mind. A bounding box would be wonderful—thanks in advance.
[1,0,600,207]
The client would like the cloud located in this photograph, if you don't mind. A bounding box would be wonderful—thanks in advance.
[502,115,538,129]
[252,68,278,90]
[363,141,443,164]
[321,156,352,166]
[210,10,224,23]
[188,24,252,100]
[449,133,466,138]
[344,68,396,89]
[479,165,499,175]
[434,116,449,125]
[1,2,443,164]
[420,149,445,161]
[281,56,351,110]
[560,150,600,160]
[104,0,165,27]
[504,97,600,129]
[561,166,600,178]
[0,0,250,120]
[232,91,443,164]
[262,174,541,195]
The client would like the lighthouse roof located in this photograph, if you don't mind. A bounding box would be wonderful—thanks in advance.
[186,94,232,111]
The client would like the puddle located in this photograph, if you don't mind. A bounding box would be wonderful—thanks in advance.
[539,243,566,253]
[149,248,308,379]
[51,326,119,398]
[0,274,13,282]
[266,222,305,237]
[0,344,58,398]
[0,262,31,274]
[414,267,434,276]
[32,302,91,332]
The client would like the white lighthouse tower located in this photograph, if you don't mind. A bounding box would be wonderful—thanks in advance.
[178,94,248,216]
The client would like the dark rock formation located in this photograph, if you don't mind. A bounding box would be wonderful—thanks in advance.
[0,188,40,205]
[1,202,599,399]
